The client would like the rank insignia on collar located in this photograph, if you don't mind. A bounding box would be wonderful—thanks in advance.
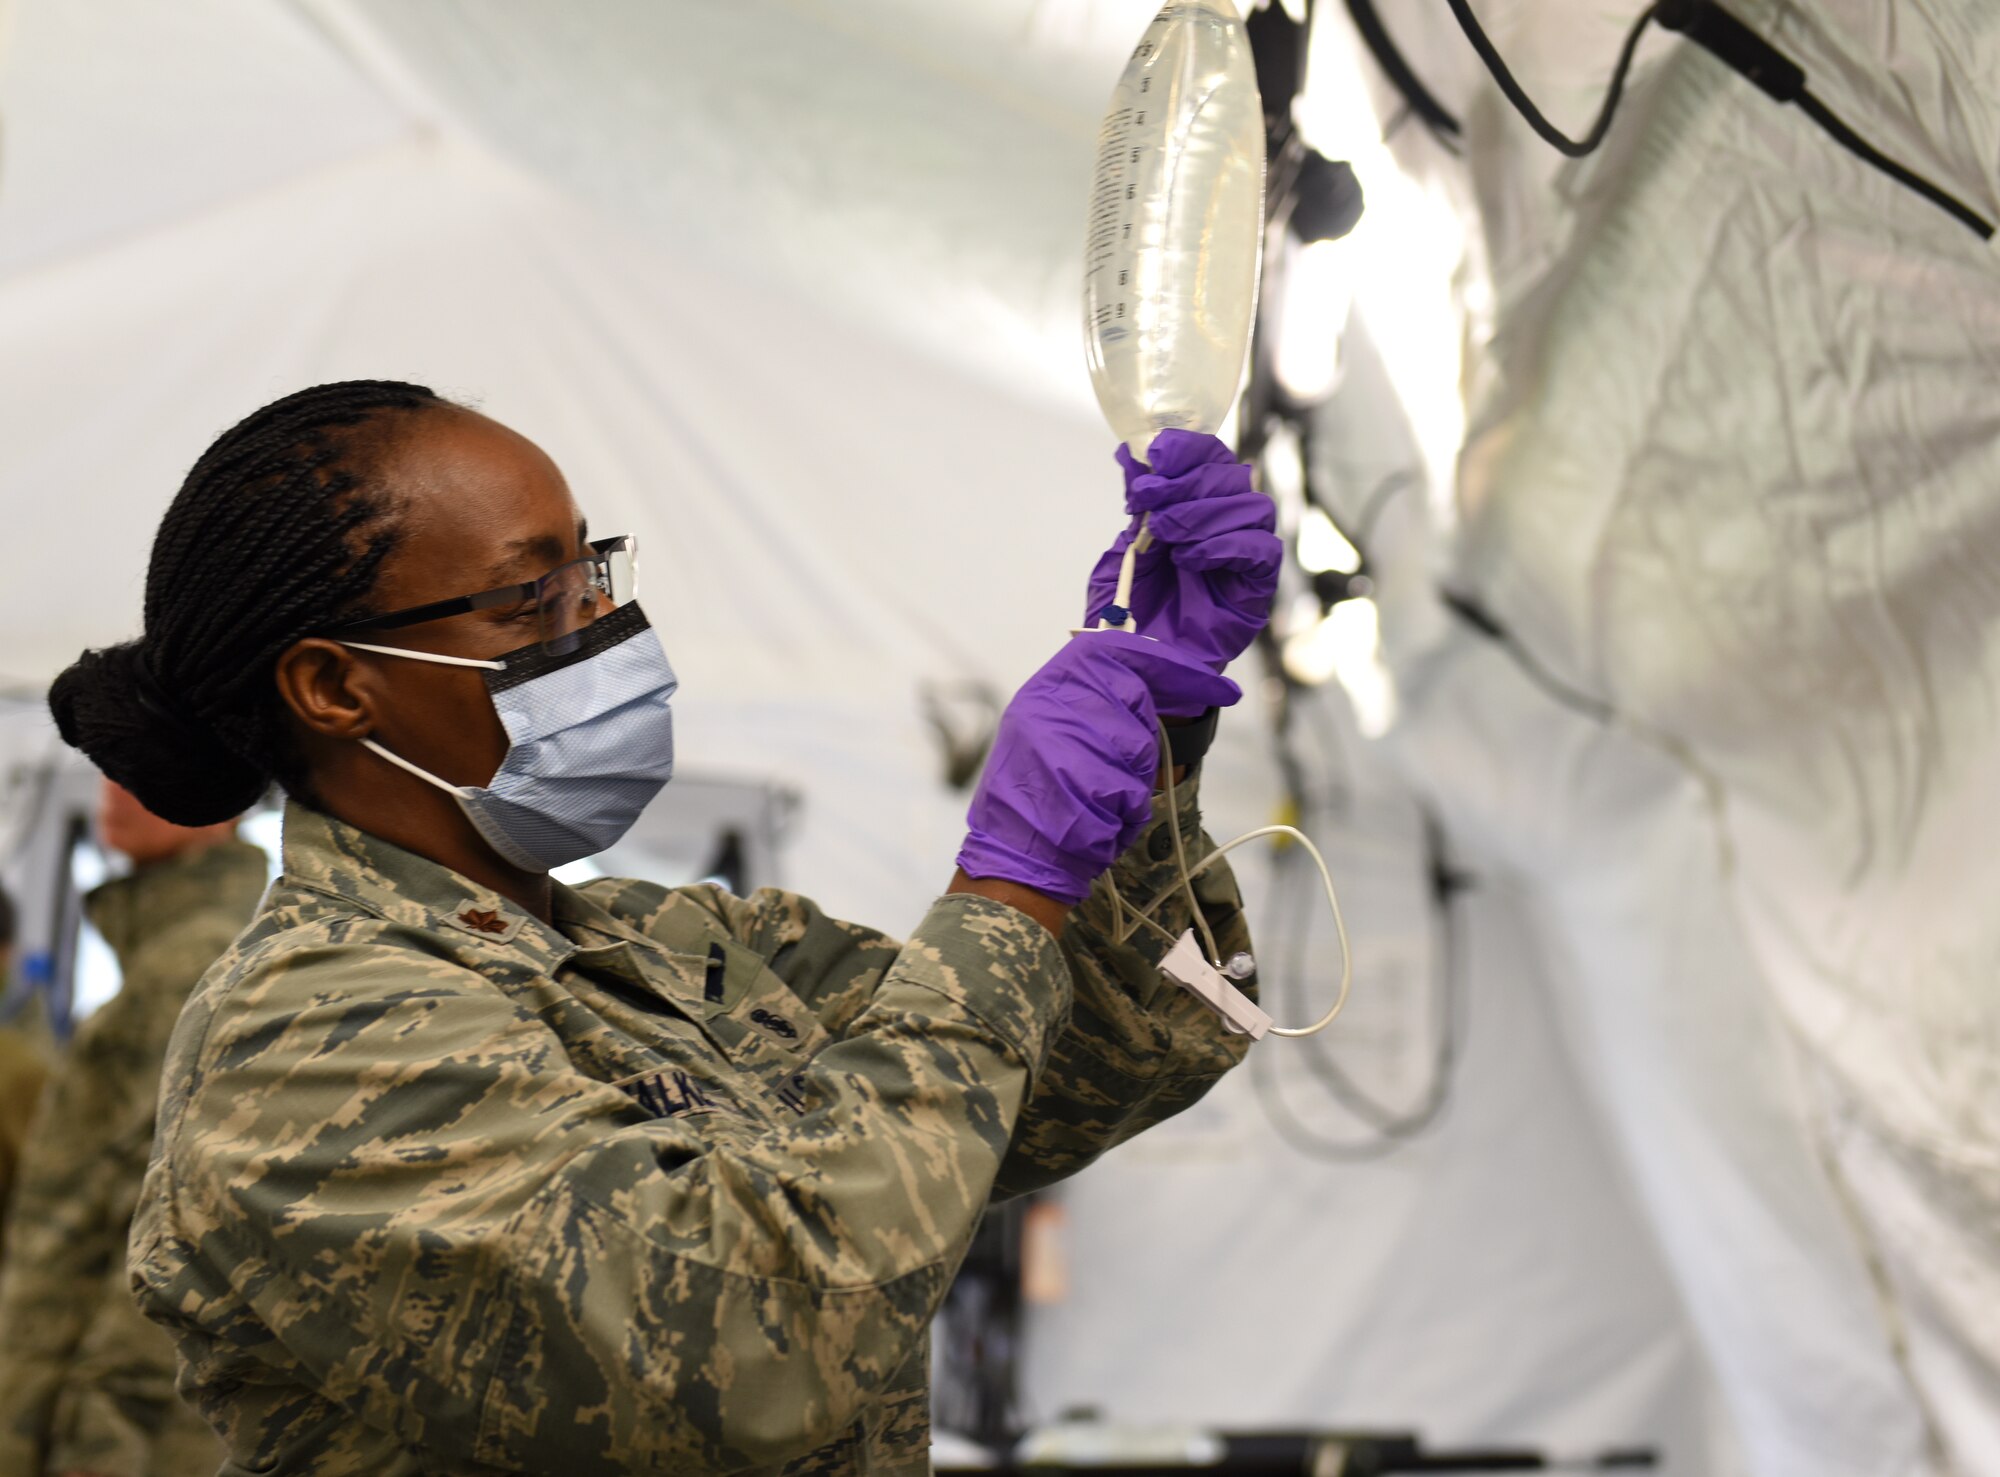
[451,903,522,942]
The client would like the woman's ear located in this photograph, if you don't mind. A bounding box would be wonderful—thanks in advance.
[274,638,378,740]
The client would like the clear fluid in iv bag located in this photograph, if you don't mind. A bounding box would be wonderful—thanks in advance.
[1083,1,1266,465]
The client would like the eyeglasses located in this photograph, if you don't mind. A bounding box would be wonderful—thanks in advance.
[324,534,638,656]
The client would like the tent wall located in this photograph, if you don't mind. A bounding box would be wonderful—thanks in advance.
[1022,699,1734,1472]
[3,2,1994,1472]
[1341,1,2000,1468]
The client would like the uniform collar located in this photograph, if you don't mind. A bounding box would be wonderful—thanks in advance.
[279,801,578,974]
[547,878,720,1002]
[84,838,269,962]
[550,879,672,955]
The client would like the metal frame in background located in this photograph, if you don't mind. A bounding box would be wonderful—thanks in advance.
[0,747,105,1037]
[0,737,799,1037]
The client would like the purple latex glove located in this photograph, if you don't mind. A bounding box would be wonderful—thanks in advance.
[1086,429,1282,673]
[957,631,1242,905]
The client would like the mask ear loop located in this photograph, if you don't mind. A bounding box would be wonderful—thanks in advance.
[337,640,508,795]
[339,639,505,671]
[359,737,470,797]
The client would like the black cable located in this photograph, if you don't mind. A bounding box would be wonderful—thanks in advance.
[1250,665,1467,1159]
[1298,670,1355,819]
[1264,127,1312,234]
[1441,0,1662,158]
[1794,91,1995,240]
[1254,626,1313,821]
[1406,0,1995,239]
[1289,815,1466,1139]
[1252,835,1468,1162]
[1344,467,1418,556]
[1344,0,1462,141]
[1653,0,1994,239]
[934,1198,1026,1444]
[1441,590,1619,725]
[1263,804,1467,1151]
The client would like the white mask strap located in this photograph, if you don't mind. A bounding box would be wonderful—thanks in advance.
[340,639,505,672]
[360,738,471,798]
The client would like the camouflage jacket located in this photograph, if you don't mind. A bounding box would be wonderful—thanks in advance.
[131,782,1253,1477]
[0,1025,49,1236]
[0,838,268,1477]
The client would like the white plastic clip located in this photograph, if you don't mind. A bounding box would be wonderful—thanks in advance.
[1159,929,1272,1040]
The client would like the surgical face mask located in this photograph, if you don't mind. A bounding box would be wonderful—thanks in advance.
[343,601,677,872]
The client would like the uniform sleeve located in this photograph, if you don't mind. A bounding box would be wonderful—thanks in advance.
[687,778,1252,1202]
[0,1032,49,1226]
[3,849,260,1477]
[47,1239,213,1477]
[0,1016,148,1477]
[136,893,1069,1476]
[989,768,1256,1201]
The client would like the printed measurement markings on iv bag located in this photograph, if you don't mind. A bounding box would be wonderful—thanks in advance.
[1089,122,1148,333]
[1084,5,1230,340]
[1088,29,1163,341]
[1088,110,1136,336]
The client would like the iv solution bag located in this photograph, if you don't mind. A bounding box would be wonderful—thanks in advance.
[1083,1,1266,465]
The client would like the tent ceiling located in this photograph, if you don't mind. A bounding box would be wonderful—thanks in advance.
[331,0,1157,407]
[2,1,1996,1471]
[0,0,1191,408]
[0,0,404,278]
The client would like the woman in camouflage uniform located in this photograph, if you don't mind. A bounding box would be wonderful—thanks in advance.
[0,886,51,1245]
[46,382,1278,1476]
[0,781,266,1477]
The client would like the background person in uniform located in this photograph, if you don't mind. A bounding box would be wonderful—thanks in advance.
[0,884,53,1246]
[0,780,266,1477]
[47,380,1280,1476]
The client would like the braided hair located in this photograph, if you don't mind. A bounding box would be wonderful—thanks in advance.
[50,380,449,824]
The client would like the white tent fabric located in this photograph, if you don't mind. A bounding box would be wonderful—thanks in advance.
[1019,690,1733,1469]
[1,2,1993,1473]
[1339,1,2000,1471]
[0,0,1721,1464]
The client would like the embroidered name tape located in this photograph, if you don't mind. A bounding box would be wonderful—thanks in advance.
[620,1069,728,1120]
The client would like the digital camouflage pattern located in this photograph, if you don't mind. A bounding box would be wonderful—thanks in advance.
[132,777,1252,1477]
[0,1024,49,1234]
[0,838,268,1477]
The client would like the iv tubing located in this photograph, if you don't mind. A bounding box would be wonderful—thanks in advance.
[1106,731,1355,1039]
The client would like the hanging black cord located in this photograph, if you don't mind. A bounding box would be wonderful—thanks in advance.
[1441,590,1619,724]
[1440,0,1995,238]
[1346,467,1418,554]
[1249,616,1467,1160]
[1283,814,1468,1143]
[1253,826,1469,1162]
[1654,0,1995,240]
[1344,0,1462,141]
[1442,0,1662,158]
[1793,93,1994,241]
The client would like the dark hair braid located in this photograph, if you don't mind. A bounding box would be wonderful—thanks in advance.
[49,380,448,824]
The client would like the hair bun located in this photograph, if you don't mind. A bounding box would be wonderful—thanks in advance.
[48,642,267,825]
